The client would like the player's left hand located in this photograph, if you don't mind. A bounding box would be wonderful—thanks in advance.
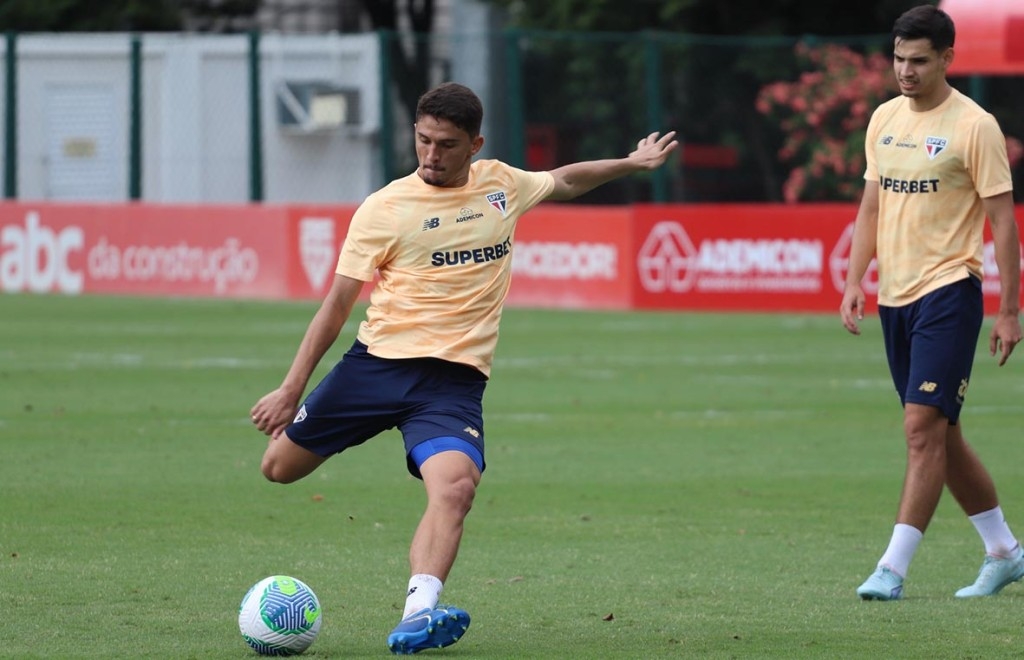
[989,311,1022,366]
[251,387,300,439]
[629,131,679,170]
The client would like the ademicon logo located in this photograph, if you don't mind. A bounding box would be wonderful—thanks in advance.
[1,210,259,294]
[829,222,878,294]
[637,221,823,293]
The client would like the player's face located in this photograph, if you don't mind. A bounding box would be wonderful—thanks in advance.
[893,38,952,106]
[414,116,484,188]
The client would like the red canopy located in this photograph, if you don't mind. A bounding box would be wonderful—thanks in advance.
[940,0,1024,75]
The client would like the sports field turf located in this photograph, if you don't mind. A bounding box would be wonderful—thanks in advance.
[2,293,1024,658]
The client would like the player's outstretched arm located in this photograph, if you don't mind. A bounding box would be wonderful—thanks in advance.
[546,131,678,202]
[251,274,365,437]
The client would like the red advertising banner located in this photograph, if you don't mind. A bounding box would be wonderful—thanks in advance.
[1,203,288,298]
[284,205,360,300]
[508,205,633,309]
[2,202,1020,314]
[0,203,362,300]
[631,204,1024,314]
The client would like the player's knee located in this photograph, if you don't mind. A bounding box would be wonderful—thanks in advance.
[425,471,477,516]
[261,455,299,484]
[903,407,945,453]
[437,474,477,515]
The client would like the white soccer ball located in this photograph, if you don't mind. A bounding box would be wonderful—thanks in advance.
[238,575,322,656]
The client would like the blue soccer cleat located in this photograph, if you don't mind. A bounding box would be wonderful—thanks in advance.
[387,605,471,655]
[955,549,1024,598]
[857,566,904,601]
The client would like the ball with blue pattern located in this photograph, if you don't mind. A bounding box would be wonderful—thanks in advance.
[238,575,322,656]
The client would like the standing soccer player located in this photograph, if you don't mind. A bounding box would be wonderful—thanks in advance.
[250,82,677,652]
[841,5,1023,601]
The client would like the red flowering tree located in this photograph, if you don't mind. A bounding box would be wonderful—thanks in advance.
[757,42,897,202]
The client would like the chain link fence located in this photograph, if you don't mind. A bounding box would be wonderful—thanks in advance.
[2,29,1022,204]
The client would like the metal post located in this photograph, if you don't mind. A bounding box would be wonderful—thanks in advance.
[128,34,142,200]
[378,30,394,186]
[503,29,525,169]
[4,31,17,199]
[248,30,264,202]
[644,32,669,202]
[968,75,987,106]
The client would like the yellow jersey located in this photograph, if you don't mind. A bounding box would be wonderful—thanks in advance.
[336,159,555,376]
[864,88,1013,306]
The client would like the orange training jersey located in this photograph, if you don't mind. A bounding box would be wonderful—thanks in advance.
[864,88,1013,306]
[336,159,555,376]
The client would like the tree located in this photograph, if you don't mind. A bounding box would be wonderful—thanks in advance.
[485,0,935,201]
[757,42,897,202]
[357,0,434,130]
[178,0,260,33]
[0,0,183,31]
[487,0,935,36]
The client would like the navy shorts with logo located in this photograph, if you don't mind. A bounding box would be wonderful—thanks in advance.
[878,276,983,424]
[286,340,487,477]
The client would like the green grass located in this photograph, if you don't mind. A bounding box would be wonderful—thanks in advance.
[2,294,1024,658]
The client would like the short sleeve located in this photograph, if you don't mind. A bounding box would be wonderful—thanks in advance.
[336,195,397,282]
[863,108,881,183]
[966,114,1013,199]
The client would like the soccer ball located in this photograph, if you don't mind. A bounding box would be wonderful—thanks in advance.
[238,575,322,656]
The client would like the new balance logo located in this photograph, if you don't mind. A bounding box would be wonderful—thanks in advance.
[422,217,441,231]
[918,381,937,393]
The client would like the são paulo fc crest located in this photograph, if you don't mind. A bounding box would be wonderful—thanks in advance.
[925,136,948,160]
[299,217,336,291]
[486,191,508,217]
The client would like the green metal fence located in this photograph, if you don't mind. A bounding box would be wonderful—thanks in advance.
[3,29,1022,204]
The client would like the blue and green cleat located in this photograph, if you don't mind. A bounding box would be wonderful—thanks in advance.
[955,549,1024,598]
[856,566,904,601]
[387,605,471,655]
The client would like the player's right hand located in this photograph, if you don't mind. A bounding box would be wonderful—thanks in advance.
[840,284,865,335]
[250,388,299,439]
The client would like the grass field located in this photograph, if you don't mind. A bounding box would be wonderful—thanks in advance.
[3,293,1024,658]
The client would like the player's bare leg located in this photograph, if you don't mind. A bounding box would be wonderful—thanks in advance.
[388,450,478,654]
[945,423,1024,597]
[858,403,946,600]
[411,451,480,580]
[895,403,948,531]
[260,432,326,484]
[944,423,998,516]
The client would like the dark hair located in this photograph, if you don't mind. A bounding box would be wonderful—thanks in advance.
[893,4,955,52]
[415,82,483,138]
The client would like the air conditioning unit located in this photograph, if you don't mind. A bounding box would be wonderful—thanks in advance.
[275,81,361,134]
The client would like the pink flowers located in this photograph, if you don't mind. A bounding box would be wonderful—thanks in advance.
[1007,136,1023,168]
[759,42,1021,202]
[757,42,897,202]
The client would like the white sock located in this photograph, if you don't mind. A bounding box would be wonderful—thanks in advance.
[402,574,443,619]
[968,506,1020,558]
[878,523,923,578]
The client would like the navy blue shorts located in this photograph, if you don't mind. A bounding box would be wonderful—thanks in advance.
[878,276,982,424]
[286,340,487,478]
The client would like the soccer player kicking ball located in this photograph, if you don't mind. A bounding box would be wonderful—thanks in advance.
[841,5,1023,601]
[250,82,677,653]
